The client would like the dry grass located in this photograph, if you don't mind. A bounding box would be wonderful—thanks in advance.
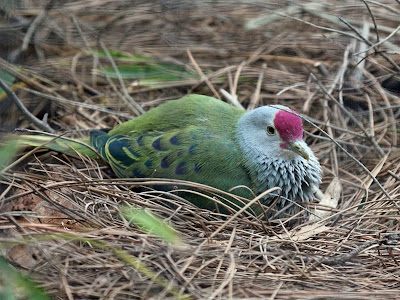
[1,0,400,299]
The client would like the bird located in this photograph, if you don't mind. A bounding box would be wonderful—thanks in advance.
[16,94,322,220]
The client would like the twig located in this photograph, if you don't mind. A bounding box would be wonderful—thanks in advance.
[232,61,245,97]
[354,25,400,55]
[186,48,220,99]
[219,89,244,110]
[364,0,400,15]
[245,5,302,30]
[311,73,385,157]
[278,12,365,43]
[350,19,369,86]
[305,132,375,150]
[0,77,54,133]
[361,0,379,44]
[18,86,132,119]
[248,63,266,111]
[277,83,307,96]
[71,15,144,116]
[303,114,400,210]
[20,0,58,53]
[99,41,145,116]
[388,171,400,181]
[303,5,400,52]
[312,239,380,266]
[338,16,400,72]
[362,69,397,146]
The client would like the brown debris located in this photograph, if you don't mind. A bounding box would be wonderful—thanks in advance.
[1,1,400,299]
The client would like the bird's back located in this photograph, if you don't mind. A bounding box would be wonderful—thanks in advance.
[108,94,244,136]
[90,95,253,210]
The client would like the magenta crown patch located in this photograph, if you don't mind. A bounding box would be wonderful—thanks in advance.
[273,109,303,142]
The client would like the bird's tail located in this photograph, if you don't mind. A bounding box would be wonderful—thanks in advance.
[10,134,99,159]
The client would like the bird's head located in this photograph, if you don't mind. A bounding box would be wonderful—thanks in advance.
[237,105,311,161]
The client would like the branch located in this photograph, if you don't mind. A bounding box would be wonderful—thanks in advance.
[0,78,54,133]
[310,73,385,157]
[339,16,400,73]
[312,239,379,266]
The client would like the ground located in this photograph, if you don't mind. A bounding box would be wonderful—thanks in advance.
[0,1,400,299]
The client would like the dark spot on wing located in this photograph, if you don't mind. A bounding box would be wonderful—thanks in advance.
[194,163,201,173]
[161,155,170,168]
[132,168,146,178]
[175,162,187,175]
[137,135,145,146]
[188,145,196,155]
[169,135,179,145]
[144,159,153,168]
[152,137,166,151]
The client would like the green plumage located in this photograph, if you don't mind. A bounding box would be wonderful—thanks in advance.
[91,95,253,202]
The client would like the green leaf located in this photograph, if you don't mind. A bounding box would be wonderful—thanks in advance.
[101,63,195,81]
[0,70,15,96]
[0,139,20,172]
[121,206,181,246]
[0,70,15,84]
[90,50,153,62]
[0,257,51,300]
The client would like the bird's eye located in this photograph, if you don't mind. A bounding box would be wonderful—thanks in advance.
[266,126,276,135]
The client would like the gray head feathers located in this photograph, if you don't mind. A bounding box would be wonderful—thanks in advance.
[236,105,322,219]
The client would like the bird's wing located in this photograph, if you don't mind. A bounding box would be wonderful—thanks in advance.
[90,125,253,199]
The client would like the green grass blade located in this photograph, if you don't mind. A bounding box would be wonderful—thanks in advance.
[121,206,181,246]
[0,257,51,300]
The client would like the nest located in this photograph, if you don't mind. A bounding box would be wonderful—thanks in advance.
[1,1,400,299]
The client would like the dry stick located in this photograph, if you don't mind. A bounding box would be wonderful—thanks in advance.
[212,225,236,288]
[303,116,400,211]
[338,16,400,73]
[208,253,236,300]
[310,239,380,267]
[186,48,220,99]
[99,41,145,115]
[20,0,57,53]
[388,171,400,181]
[18,86,132,118]
[178,187,281,277]
[306,132,375,150]
[362,69,397,146]
[311,73,385,157]
[302,3,400,39]
[356,24,400,55]
[0,57,60,97]
[306,116,365,138]
[232,62,245,97]
[277,4,400,55]
[322,55,352,176]
[248,63,266,111]
[351,20,370,86]
[277,12,365,43]
[71,16,144,116]
[0,78,54,133]
[361,0,380,44]
[365,0,400,15]
[245,5,301,30]
[220,89,244,110]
